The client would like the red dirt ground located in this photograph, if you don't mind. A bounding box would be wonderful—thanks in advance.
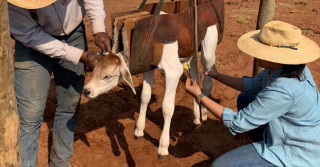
[12,0,319,166]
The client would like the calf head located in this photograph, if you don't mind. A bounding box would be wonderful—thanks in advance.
[83,52,136,98]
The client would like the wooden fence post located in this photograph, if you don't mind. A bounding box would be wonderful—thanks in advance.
[0,0,22,166]
[252,0,275,76]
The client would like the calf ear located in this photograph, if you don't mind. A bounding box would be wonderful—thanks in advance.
[117,52,136,95]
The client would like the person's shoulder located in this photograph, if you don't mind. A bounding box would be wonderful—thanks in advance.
[267,75,299,97]
[271,67,314,96]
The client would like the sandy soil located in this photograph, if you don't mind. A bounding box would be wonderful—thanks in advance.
[21,0,320,166]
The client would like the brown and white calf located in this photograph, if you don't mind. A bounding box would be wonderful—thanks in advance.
[83,24,218,158]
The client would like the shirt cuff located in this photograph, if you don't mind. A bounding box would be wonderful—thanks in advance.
[222,107,238,135]
[64,44,84,65]
[91,20,106,34]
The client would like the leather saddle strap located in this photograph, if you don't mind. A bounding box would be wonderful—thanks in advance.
[138,0,175,11]
[137,0,165,66]
[189,0,195,54]
[138,0,147,11]
[208,0,224,38]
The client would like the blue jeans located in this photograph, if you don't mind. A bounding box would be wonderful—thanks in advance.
[14,23,87,167]
[211,144,276,167]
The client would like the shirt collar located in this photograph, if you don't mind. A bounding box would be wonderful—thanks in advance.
[267,67,283,80]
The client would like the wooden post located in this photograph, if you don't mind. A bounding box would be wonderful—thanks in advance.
[252,0,275,76]
[0,0,22,166]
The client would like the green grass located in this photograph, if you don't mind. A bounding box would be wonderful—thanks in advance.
[302,29,315,35]
[236,7,258,15]
[294,1,308,6]
[232,15,252,24]
[276,3,294,8]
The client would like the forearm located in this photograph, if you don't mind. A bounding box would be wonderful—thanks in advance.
[213,73,244,92]
[84,0,106,34]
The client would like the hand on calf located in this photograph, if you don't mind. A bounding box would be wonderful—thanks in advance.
[80,51,102,68]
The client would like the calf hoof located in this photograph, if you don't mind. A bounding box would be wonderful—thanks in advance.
[158,154,167,160]
[134,135,143,140]
[194,123,202,129]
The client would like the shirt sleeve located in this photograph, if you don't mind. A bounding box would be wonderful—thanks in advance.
[84,0,106,34]
[242,70,268,96]
[222,82,293,135]
[8,4,83,65]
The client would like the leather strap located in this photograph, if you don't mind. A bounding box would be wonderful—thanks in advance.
[138,0,147,11]
[138,0,174,11]
[137,0,165,66]
[189,0,195,53]
[208,0,223,39]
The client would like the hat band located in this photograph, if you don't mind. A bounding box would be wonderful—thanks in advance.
[258,38,299,50]
[275,45,298,50]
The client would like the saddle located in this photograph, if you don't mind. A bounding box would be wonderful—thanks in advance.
[111,0,224,75]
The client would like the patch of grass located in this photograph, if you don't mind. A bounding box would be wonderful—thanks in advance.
[232,15,252,24]
[289,10,306,14]
[274,13,284,19]
[294,1,308,6]
[302,29,315,35]
[217,63,224,70]
[226,1,238,6]
[236,7,258,15]
[276,3,294,8]
[243,29,251,34]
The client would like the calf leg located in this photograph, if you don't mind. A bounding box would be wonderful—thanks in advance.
[200,25,219,121]
[189,56,202,125]
[134,70,154,138]
[157,41,183,158]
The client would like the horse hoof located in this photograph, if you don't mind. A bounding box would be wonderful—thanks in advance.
[134,135,143,140]
[158,154,167,160]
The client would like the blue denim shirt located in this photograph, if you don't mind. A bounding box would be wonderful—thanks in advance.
[222,66,320,167]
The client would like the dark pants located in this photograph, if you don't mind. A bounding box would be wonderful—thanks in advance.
[14,23,87,167]
[237,93,267,142]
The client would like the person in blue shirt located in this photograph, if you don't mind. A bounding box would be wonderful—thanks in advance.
[185,20,320,167]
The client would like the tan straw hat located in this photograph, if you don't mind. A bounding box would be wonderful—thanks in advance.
[8,0,57,9]
[237,20,320,64]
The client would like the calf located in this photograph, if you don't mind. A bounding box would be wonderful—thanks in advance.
[83,24,219,159]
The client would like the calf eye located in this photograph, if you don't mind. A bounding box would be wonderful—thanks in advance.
[103,75,112,80]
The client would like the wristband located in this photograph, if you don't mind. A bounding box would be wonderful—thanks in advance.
[196,93,205,103]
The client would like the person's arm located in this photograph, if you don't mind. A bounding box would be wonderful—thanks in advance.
[9,4,100,67]
[206,66,244,92]
[84,0,111,53]
[185,77,293,135]
[207,66,267,96]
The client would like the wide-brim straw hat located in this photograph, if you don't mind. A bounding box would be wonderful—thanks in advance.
[238,20,320,64]
[8,0,56,9]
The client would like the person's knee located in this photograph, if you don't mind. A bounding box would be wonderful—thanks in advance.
[211,156,230,167]
[17,99,46,135]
